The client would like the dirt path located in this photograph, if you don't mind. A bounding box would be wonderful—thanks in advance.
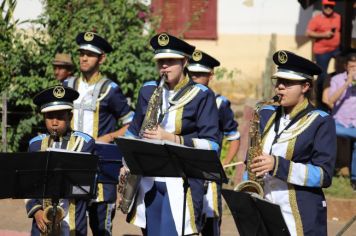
[0,199,354,236]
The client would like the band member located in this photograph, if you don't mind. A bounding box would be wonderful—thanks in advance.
[64,32,134,235]
[187,50,240,236]
[251,50,336,235]
[26,86,95,235]
[124,33,220,236]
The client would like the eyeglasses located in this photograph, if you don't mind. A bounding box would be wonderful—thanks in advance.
[273,79,304,88]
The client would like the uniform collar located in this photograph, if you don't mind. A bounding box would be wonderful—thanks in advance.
[282,98,309,120]
[171,75,190,92]
[81,72,102,85]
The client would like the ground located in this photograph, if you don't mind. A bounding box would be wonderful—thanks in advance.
[0,197,355,236]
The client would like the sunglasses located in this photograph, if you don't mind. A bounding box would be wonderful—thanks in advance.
[323,5,334,9]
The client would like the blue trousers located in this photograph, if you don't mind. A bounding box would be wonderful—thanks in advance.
[144,180,205,236]
[88,202,116,236]
[335,122,356,181]
[144,181,178,236]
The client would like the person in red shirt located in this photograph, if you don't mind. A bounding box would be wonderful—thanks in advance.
[306,0,341,107]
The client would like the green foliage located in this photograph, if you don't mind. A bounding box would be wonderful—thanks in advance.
[1,0,157,152]
[42,0,157,98]
[324,177,356,199]
[214,67,241,81]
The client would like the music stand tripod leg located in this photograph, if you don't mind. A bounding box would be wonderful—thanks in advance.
[181,177,190,236]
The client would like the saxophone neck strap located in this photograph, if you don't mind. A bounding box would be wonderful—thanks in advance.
[268,104,314,154]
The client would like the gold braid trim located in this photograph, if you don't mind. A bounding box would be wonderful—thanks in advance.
[175,106,184,135]
[285,122,304,236]
[68,199,76,236]
[82,73,102,86]
[272,155,279,176]
[67,135,76,151]
[212,182,219,217]
[173,76,189,92]
[278,114,318,143]
[304,165,309,186]
[93,103,100,138]
[187,187,197,233]
[168,87,200,110]
[287,98,309,119]
[287,162,294,183]
[97,183,104,202]
[288,184,304,236]
[40,136,50,151]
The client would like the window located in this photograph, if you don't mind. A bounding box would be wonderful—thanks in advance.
[151,0,217,39]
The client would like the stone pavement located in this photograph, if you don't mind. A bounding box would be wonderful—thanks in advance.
[0,199,355,236]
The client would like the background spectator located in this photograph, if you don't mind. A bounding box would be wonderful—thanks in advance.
[52,53,75,82]
[328,52,356,190]
[306,0,341,108]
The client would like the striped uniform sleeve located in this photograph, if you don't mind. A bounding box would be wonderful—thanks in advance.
[182,86,220,152]
[72,131,96,153]
[271,114,336,188]
[107,82,134,125]
[218,96,240,141]
[25,199,42,218]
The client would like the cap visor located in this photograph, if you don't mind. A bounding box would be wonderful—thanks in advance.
[79,44,103,54]
[187,65,212,73]
[272,71,313,80]
[41,105,73,113]
[154,52,185,60]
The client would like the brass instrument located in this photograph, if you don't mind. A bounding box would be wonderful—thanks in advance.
[40,131,65,236]
[234,95,281,197]
[41,199,65,236]
[118,73,166,214]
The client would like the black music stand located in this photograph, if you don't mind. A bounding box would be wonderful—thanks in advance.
[115,137,227,236]
[0,151,98,231]
[95,142,123,184]
[222,189,290,236]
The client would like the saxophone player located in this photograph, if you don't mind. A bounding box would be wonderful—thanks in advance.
[26,86,95,235]
[122,33,220,236]
[187,50,240,236]
[250,50,336,235]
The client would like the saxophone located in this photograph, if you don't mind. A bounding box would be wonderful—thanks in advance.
[41,131,65,236]
[118,73,166,214]
[234,95,281,197]
[41,199,65,236]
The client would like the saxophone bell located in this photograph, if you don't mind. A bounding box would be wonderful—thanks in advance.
[41,199,65,236]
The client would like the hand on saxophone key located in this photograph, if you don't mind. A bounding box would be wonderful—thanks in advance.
[142,125,175,142]
[250,153,275,177]
[34,209,48,233]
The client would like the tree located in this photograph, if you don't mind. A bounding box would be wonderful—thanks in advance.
[1,0,157,152]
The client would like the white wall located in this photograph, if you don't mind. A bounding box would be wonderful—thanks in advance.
[218,0,314,35]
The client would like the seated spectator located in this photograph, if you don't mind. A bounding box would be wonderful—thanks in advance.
[328,52,356,190]
[322,55,345,111]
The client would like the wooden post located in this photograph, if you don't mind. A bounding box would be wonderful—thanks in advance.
[1,93,7,152]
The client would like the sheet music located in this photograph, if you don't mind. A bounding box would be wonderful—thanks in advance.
[46,147,91,154]
[117,136,190,148]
